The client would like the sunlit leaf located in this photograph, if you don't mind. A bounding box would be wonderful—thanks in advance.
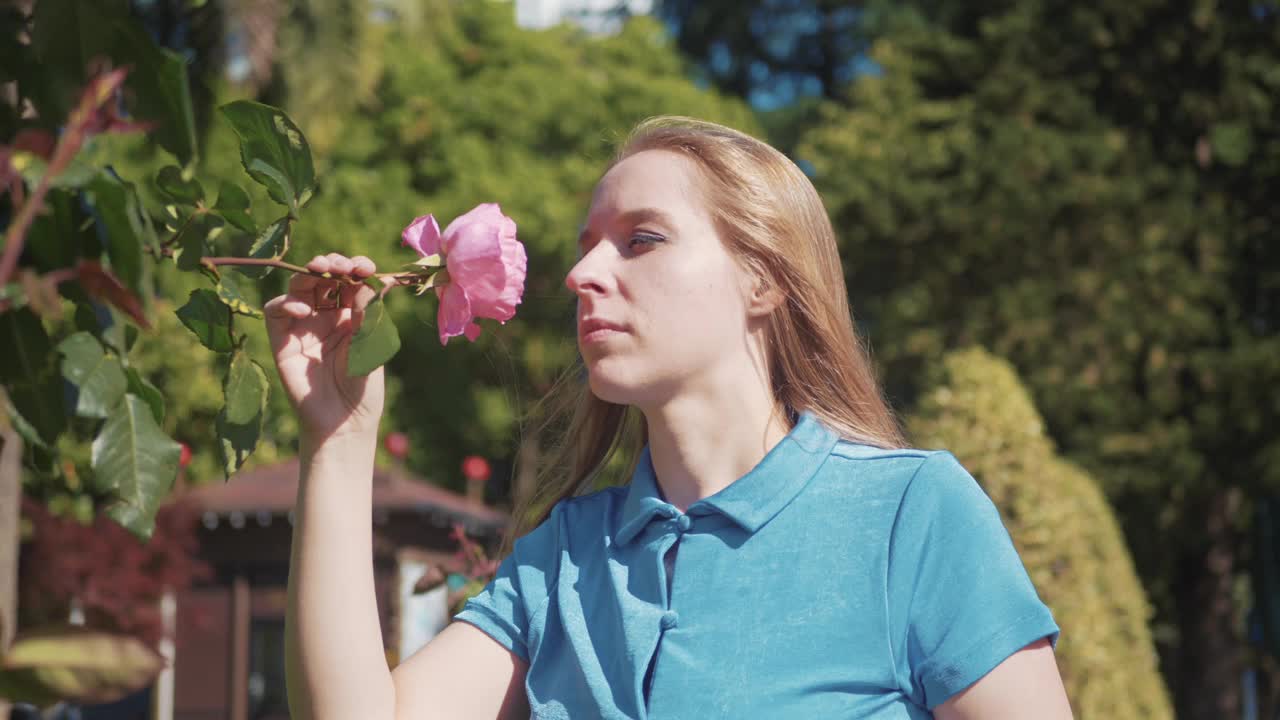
[219,100,316,213]
[0,625,165,706]
[216,270,263,318]
[223,351,269,425]
[92,394,182,540]
[57,332,127,418]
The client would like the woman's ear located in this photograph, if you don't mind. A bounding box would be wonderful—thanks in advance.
[746,276,785,318]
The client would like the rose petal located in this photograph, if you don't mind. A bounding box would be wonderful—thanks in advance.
[441,203,506,249]
[401,214,442,257]
[464,322,482,341]
[436,281,473,346]
[444,221,507,314]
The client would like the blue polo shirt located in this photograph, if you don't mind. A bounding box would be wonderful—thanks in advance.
[454,411,1059,718]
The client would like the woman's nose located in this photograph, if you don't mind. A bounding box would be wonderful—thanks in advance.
[565,247,609,297]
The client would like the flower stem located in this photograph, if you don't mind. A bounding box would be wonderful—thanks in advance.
[148,247,428,286]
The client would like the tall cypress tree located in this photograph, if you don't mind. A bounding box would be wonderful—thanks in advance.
[800,2,1280,717]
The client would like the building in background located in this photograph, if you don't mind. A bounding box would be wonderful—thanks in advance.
[163,460,506,720]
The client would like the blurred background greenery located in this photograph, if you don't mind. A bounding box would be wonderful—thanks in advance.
[8,0,1280,718]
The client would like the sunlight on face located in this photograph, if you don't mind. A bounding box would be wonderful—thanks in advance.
[566,150,757,408]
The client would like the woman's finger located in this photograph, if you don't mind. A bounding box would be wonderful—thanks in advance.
[305,254,330,274]
[288,271,320,296]
[348,282,377,313]
[326,253,353,276]
[351,256,376,278]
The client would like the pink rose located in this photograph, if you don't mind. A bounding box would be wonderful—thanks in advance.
[401,203,527,345]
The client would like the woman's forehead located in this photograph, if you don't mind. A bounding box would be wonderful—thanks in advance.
[588,150,705,219]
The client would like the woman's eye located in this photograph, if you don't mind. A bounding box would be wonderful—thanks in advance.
[628,233,663,248]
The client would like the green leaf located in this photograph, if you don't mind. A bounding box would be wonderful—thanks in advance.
[112,22,198,165]
[155,165,204,205]
[1210,122,1253,167]
[223,351,269,425]
[16,152,99,189]
[24,189,93,275]
[125,367,165,425]
[91,394,182,540]
[83,173,147,294]
[219,100,316,213]
[175,288,234,352]
[27,0,119,119]
[216,388,266,479]
[57,332,127,418]
[216,270,264,318]
[0,308,67,444]
[213,181,256,233]
[0,625,165,706]
[234,217,292,279]
[347,295,401,376]
[172,212,224,272]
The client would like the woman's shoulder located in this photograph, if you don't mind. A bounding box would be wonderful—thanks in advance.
[825,440,960,482]
[820,441,983,509]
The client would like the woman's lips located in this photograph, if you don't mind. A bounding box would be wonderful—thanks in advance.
[582,327,623,344]
[579,318,626,344]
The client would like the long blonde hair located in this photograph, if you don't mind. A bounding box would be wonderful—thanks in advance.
[506,116,906,550]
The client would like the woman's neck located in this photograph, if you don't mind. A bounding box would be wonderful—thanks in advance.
[642,391,790,511]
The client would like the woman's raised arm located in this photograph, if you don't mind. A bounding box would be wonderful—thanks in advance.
[266,253,527,719]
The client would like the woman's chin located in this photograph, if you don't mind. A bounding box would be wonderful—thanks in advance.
[585,364,644,406]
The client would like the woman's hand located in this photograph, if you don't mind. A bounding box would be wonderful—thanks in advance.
[263,253,385,445]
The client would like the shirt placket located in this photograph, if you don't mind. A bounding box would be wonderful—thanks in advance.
[640,505,695,715]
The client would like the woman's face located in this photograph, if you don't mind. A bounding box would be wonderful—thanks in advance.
[566,149,759,407]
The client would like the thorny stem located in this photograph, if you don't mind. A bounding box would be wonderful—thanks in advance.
[147,246,430,287]
[0,69,131,289]
[0,123,87,290]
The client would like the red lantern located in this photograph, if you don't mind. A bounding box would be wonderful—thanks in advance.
[461,455,491,482]
[384,431,410,460]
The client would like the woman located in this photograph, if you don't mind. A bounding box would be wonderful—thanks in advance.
[268,117,1073,719]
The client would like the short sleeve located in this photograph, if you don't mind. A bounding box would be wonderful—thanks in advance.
[452,502,563,663]
[886,451,1060,709]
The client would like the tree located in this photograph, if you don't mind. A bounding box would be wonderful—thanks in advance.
[907,348,1172,719]
[234,1,759,501]
[0,0,413,707]
[798,2,1280,716]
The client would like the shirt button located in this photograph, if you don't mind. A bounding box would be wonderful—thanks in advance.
[675,515,692,532]
[659,610,679,630]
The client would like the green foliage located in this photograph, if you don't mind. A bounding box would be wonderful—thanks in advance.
[907,348,1173,720]
[1,0,339,551]
[798,2,1280,708]
[233,2,759,485]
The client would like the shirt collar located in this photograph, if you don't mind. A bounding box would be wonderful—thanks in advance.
[616,410,839,546]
